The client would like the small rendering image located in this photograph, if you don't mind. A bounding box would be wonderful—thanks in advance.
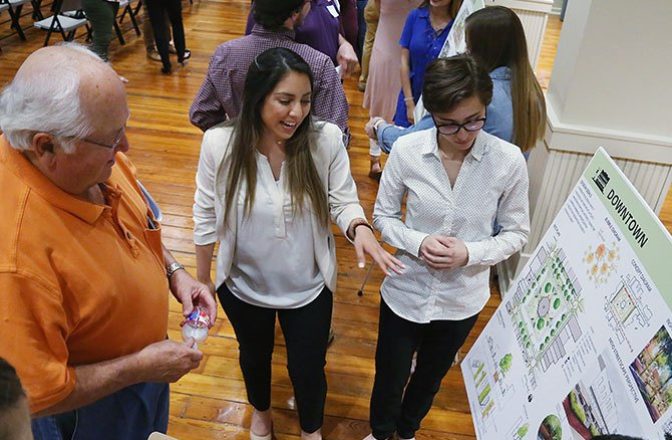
[536,414,562,440]
[630,325,672,422]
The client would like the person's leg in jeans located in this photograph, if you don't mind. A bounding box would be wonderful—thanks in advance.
[356,0,367,59]
[369,298,421,440]
[33,382,169,440]
[163,0,189,63]
[82,0,118,61]
[31,416,66,440]
[278,287,332,435]
[144,0,171,72]
[396,313,479,439]
[217,284,277,417]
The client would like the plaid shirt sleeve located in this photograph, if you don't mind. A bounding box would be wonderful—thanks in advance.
[190,71,228,132]
[311,57,350,145]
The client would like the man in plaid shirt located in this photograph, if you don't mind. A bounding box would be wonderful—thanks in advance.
[189,0,350,142]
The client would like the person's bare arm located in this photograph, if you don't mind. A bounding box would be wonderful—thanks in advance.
[163,244,217,325]
[400,48,414,123]
[34,339,202,417]
[195,243,216,291]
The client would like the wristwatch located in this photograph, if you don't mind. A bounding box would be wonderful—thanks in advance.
[166,261,185,279]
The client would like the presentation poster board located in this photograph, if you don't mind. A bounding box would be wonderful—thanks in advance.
[463,148,672,439]
[439,0,485,58]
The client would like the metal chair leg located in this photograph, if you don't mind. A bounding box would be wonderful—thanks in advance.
[113,19,125,44]
[128,4,140,35]
[8,5,27,41]
[31,0,43,19]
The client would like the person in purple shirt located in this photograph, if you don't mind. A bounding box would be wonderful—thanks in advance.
[190,0,350,139]
[394,0,461,127]
[246,0,359,78]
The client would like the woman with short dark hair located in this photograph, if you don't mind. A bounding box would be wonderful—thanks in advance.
[193,47,403,440]
[365,54,530,440]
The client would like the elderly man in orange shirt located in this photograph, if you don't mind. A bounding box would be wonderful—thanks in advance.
[0,44,217,440]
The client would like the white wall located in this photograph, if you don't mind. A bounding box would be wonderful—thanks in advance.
[547,0,672,140]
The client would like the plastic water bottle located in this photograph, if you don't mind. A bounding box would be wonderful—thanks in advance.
[182,307,210,349]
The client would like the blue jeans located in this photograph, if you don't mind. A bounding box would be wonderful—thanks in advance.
[377,114,435,154]
[356,0,367,59]
[32,382,169,440]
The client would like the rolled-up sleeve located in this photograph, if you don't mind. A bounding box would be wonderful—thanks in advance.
[378,114,435,154]
[322,124,365,237]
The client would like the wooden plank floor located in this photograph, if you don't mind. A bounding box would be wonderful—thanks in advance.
[1,3,670,439]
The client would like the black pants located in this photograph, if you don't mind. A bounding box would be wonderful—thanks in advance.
[144,0,186,70]
[370,298,479,439]
[218,284,332,433]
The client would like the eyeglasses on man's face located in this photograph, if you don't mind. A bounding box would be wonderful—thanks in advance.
[432,116,486,136]
[60,126,127,150]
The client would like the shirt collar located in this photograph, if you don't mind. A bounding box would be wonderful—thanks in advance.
[251,23,296,40]
[0,135,107,224]
[418,6,430,19]
[490,66,511,80]
[420,128,489,162]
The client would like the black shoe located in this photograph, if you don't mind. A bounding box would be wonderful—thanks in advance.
[161,65,172,74]
[178,49,191,66]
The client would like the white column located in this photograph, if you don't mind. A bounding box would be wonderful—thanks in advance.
[499,0,672,294]
[489,0,554,69]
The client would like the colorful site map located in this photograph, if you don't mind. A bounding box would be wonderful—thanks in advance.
[463,149,672,439]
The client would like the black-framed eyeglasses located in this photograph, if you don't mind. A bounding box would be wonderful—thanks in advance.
[62,126,126,150]
[432,116,486,136]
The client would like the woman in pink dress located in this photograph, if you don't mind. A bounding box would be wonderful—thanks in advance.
[363,0,419,179]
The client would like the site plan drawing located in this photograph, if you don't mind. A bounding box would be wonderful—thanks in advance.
[463,149,672,439]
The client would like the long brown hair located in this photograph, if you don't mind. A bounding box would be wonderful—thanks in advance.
[222,47,328,227]
[465,6,546,152]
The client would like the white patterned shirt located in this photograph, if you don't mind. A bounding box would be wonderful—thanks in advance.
[373,129,529,323]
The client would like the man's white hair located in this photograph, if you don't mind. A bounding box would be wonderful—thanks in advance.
[0,43,105,153]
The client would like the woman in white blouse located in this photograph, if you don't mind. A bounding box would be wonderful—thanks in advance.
[366,55,530,440]
[193,47,403,440]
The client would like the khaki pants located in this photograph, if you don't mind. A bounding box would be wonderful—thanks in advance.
[359,0,380,85]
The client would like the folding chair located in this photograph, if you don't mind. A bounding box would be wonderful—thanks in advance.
[0,3,7,52]
[34,0,88,46]
[117,0,140,35]
[30,0,44,20]
[0,0,32,40]
[111,0,140,45]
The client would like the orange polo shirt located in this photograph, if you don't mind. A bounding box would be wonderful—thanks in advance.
[0,137,169,414]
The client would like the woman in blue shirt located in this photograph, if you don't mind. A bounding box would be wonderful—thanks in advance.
[393,0,461,127]
[368,6,546,159]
